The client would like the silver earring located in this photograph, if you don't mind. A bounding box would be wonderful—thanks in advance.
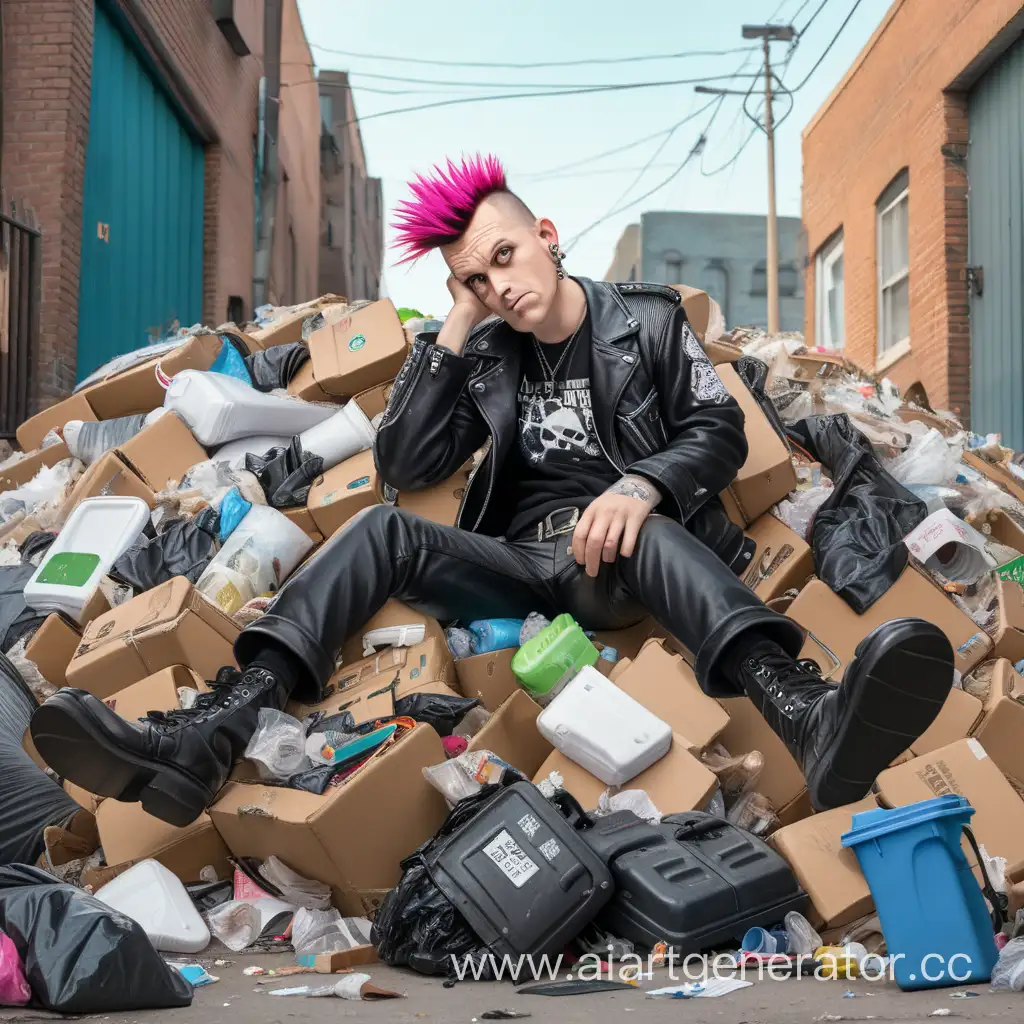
[549,242,566,280]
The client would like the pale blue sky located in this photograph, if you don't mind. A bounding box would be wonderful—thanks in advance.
[296,0,892,315]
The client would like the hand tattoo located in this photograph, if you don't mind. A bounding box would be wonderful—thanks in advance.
[608,474,661,505]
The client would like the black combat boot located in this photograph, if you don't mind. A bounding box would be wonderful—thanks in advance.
[30,666,291,828]
[735,618,954,811]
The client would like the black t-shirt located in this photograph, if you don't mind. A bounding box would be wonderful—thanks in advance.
[502,315,620,539]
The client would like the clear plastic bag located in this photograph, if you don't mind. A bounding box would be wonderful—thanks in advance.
[291,908,372,957]
[771,484,834,540]
[886,428,965,488]
[594,788,663,823]
[205,897,295,952]
[701,744,764,803]
[452,706,490,741]
[422,749,520,805]
[258,857,331,911]
[726,791,779,837]
[991,936,1024,990]
[784,911,822,957]
[243,708,310,783]
[444,627,473,661]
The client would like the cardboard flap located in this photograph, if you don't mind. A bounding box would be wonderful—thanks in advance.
[0,442,72,491]
[16,392,98,451]
[467,689,553,778]
[116,411,208,491]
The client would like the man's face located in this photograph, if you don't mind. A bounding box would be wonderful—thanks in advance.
[441,194,560,333]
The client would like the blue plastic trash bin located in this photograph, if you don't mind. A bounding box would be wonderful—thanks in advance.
[840,796,998,991]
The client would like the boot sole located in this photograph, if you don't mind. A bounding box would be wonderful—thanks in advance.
[31,692,215,828]
[806,618,954,812]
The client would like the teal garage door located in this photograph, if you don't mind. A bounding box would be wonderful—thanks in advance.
[77,1,204,381]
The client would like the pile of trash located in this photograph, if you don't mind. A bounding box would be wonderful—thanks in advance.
[6,287,1024,1010]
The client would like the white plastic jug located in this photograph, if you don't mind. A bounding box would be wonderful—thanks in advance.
[164,369,336,446]
[95,860,211,954]
[196,503,312,614]
[23,496,150,623]
[298,401,376,472]
[536,665,672,786]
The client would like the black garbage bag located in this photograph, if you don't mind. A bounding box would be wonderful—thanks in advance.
[0,864,193,1012]
[112,517,217,592]
[787,413,928,613]
[18,530,56,566]
[394,692,482,737]
[245,437,324,509]
[372,786,505,978]
[0,651,81,867]
[244,341,311,392]
[0,564,46,654]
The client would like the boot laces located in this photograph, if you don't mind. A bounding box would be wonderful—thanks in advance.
[747,653,828,711]
[144,668,262,730]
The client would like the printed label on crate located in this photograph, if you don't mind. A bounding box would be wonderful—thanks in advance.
[517,814,541,840]
[483,829,539,888]
[997,556,1024,585]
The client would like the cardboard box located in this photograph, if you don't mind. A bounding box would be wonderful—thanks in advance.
[392,463,472,528]
[717,696,811,826]
[467,689,553,778]
[963,451,1024,506]
[613,638,729,753]
[103,665,207,721]
[455,648,520,711]
[910,686,985,755]
[672,285,719,343]
[66,577,239,698]
[287,361,339,403]
[743,513,815,602]
[286,675,396,728]
[592,617,658,662]
[60,451,156,518]
[305,300,407,399]
[718,364,797,525]
[340,599,447,669]
[770,798,878,930]
[248,296,347,349]
[16,392,98,452]
[283,505,324,542]
[24,613,81,688]
[0,442,72,491]
[352,381,394,421]
[116,411,208,492]
[0,513,44,547]
[64,782,104,815]
[981,658,1024,714]
[83,333,223,421]
[533,736,718,815]
[875,739,1024,877]
[972,662,1024,788]
[209,724,450,914]
[306,450,380,537]
[97,801,231,883]
[787,568,992,680]
[990,510,1024,557]
[992,580,1024,664]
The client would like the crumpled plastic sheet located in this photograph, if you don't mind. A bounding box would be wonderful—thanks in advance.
[520,611,551,645]
[3,636,56,702]
[991,937,1024,991]
[886,428,967,488]
[444,626,473,661]
[258,857,332,911]
[0,451,25,472]
[40,429,64,449]
[291,908,372,957]
[593,789,663,824]
[152,461,266,523]
[0,544,20,568]
[772,484,834,541]
[244,708,310,783]
[0,458,84,527]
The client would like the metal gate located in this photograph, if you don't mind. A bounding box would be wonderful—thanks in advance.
[77,2,204,382]
[968,35,1024,449]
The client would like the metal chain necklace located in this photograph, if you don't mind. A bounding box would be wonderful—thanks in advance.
[533,316,585,384]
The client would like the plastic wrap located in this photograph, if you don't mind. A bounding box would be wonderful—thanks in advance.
[445,627,473,661]
[172,460,267,510]
[0,865,192,1012]
[726,791,779,837]
[886,428,966,488]
[771,484,833,541]
[291,908,372,957]
[0,459,83,527]
[991,936,1024,991]
[3,638,55,703]
[258,857,331,911]
[206,897,295,952]
[452,706,490,740]
[422,750,524,806]
[701,744,764,803]
[784,911,822,957]
[520,612,552,645]
[39,429,63,450]
[593,789,663,824]
[243,708,311,782]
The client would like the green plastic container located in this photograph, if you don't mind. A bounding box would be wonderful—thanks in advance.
[511,613,599,703]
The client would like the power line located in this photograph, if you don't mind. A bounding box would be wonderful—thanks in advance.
[346,68,760,90]
[310,42,759,70]
[796,0,833,36]
[785,0,865,92]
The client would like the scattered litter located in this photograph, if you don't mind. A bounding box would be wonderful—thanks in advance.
[267,973,402,1000]
[242,965,265,976]
[951,991,980,998]
[171,964,218,987]
[647,976,753,998]
[929,1011,952,1017]
[480,1011,531,1020]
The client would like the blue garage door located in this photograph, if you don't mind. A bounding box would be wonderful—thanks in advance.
[77,2,204,381]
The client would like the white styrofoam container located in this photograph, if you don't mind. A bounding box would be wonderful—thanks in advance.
[95,859,211,954]
[23,496,150,623]
[164,369,336,446]
[536,664,673,786]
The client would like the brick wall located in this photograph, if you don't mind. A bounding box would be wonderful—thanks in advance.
[801,0,1024,422]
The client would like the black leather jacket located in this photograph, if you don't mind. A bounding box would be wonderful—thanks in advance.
[374,277,753,570]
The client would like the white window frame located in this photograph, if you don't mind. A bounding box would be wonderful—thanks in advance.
[815,231,845,351]
[877,183,909,356]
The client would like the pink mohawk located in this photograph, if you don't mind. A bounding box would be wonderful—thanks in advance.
[391,153,508,263]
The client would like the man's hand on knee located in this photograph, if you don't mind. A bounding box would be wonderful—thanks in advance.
[572,475,662,578]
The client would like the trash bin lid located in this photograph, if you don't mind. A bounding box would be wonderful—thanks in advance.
[840,795,974,848]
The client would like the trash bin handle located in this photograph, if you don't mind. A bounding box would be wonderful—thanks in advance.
[961,823,1008,932]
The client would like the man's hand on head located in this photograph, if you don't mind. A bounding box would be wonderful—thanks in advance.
[572,474,663,578]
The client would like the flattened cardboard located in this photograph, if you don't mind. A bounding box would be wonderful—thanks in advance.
[875,739,1024,877]
[352,381,394,421]
[993,580,1024,664]
[613,638,729,753]
[209,724,450,914]
[116,411,209,491]
[990,511,1024,558]
[592,617,658,662]
[24,613,81,689]
[66,577,239,698]
[963,451,1024,506]
[306,450,380,537]
[743,513,815,602]
[455,648,520,711]
[983,659,1024,713]
[788,568,992,679]
[340,599,447,668]
[770,798,878,930]
[974,697,1024,790]
[96,801,231,884]
[716,696,811,826]
[393,463,472,528]
[83,334,224,420]
[16,391,98,451]
[533,736,717,815]
[717,364,796,526]
[0,442,71,491]
[307,300,407,398]
[64,782,104,815]
[60,451,156,518]
[286,675,396,727]
[910,686,984,755]
[467,689,553,778]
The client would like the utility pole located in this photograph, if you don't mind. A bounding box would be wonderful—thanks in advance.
[742,24,794,335]
[253,0,284,311]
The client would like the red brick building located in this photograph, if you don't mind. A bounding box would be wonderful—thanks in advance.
[801,0,1024,434]
[2,0,323,413]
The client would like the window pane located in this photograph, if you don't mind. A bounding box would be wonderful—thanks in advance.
[880,210,894,281]
[893,196,909,273]
[891,275,909,345]
[665,259,682,283]
[831,254,844,347]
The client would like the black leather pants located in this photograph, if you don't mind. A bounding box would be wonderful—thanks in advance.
[234,505,805,705]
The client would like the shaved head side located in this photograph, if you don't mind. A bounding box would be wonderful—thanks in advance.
[391,153,533,262]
